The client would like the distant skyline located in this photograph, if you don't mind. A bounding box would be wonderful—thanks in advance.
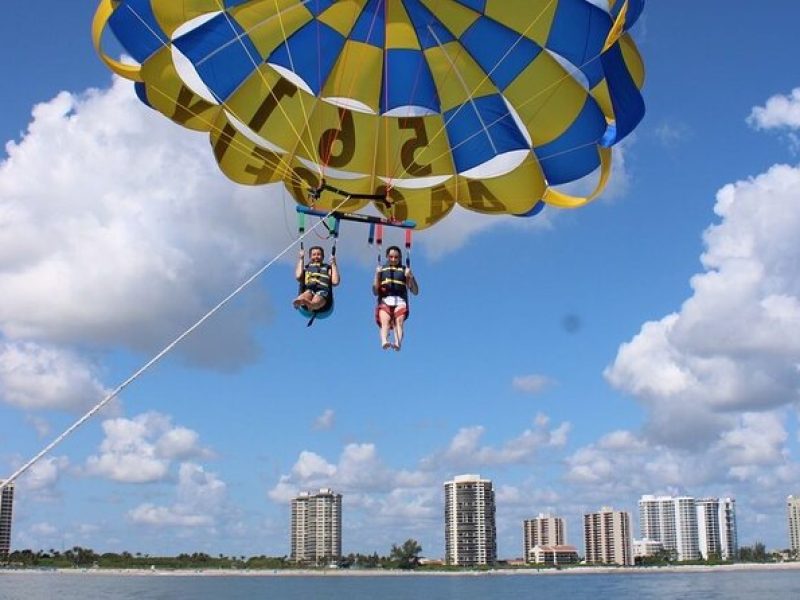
[2,1,800,559]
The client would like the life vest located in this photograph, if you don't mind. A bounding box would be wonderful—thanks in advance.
[303,262,331,295]
[377,265,407,300]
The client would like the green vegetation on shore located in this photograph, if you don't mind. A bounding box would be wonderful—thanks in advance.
[1,540,791,571]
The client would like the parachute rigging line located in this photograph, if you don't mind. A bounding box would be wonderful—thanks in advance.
[0,198,350,493]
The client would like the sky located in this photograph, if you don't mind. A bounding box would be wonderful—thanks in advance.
[2,1,800,560]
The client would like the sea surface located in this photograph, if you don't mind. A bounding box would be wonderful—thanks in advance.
[2,569,800,600]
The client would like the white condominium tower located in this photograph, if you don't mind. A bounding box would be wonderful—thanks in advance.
[523,514,565,557]
[638,495,699,561]
[444,474,497,566]
[696,498,737,560]
[291,488,342,564]
[0,481,13,559]
[583,507,633,566]
[788,495,800,554]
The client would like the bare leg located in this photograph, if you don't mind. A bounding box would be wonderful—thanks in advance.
[378,309,392,349]
[306,293,328,311]
[293,290,314,308]
[394,314,406,351]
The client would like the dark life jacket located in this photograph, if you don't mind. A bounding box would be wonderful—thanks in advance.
[303,262,331,295]
[377,265,407,300]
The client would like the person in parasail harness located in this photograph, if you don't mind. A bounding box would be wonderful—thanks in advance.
[293,246,339,312]
[373,246,419,351]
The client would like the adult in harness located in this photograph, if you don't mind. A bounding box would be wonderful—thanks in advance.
[374,246,418,351]
[293,246,339,314]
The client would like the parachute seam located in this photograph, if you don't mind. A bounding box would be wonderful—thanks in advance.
[117,2,315,192]
[391,8,624,192]
[388,0,558,182]
[0,197,351,493]
[213,0,324,173]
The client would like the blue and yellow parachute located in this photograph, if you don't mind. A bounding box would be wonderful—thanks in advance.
[93,0,645,229]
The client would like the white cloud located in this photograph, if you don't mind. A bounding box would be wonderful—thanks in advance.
[17,455,70,494]
[430,415,571,469]
[562,410,800,522]
[29,522,58,536]
[268,443,432,503]
[0,79,284,369]
[85,412,208,483]
[654,122,691,146]
[512,374,554,395]
[0,341,110,412]
[25,414,51,437]
[606,162,800,446]
[128,462,226,528]
[747,88,800,131]
[312,408,335,431]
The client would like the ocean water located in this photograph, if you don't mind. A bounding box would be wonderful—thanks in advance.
[1,570,799,600]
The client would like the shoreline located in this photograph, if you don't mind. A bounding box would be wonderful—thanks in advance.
[3,562,800,577]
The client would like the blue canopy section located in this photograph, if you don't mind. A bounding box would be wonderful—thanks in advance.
[403,0,456,50]
[268,21,346,94]
[599,42,645,146]
[174,13,260,101]
[108,0,167,64]
[133,82,151,107]
[350,0,385,46]
[546,0,610,88]
[534,99,606,184]
[444,95,530,173]
[460,15,542,91]
[382,50,440,114]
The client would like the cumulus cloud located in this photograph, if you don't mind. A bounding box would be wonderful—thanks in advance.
[512,374,554,395]
[564,412,798,512]
[312,408,335,431]
[128,462,226,528]
[747,88,800,131]
[606,162,800,446]
[0,78,285,369]
[427,414,570,469]
[0,341,110,412]
[85,412,209,483]
[17,455,70,494]
[268,443,431,503]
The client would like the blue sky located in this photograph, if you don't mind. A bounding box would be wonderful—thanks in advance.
[2,1,800,559]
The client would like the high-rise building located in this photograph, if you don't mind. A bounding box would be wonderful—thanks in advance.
[638,495,699,561]
[523,514,565,561]
[696,497,737,561]
[290,488,342,564]
[444,474,497,566]
[583,507,633,566]
[0,481,13,559]
[674,496,700,561]
[787,495,800,555]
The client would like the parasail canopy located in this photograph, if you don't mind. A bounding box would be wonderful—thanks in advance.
[93,0,645,229]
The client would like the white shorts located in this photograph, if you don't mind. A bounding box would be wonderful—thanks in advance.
[381,295,407,308]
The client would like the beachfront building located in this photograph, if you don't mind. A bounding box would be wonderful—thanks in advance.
[788,495,800,555]
[633,538,664,559]
[639,495,677,556]
[444,474,497,566]
[638,495,699,561]
[290,488,342,564]
[523,514,565,562]
[583,507,633,566]
[0,481,13,559]
[529,544,579,566]
[697,497,737,561]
